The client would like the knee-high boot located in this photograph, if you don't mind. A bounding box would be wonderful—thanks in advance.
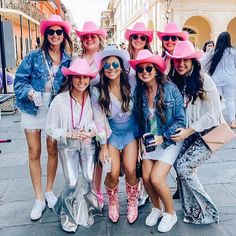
[126,180,139,224]
[105,183,119,223]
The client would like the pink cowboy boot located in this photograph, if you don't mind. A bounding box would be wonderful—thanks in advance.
[105,183,119,223]
[126,180,139,224]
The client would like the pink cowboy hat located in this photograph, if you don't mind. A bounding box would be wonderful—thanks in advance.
[166,41,204,59]
[157,23,189,41]
[62,58,98,78]
[93,45,130,71]
[125,22,153,42]
[129,49,166,73]
[75,21,107,38]
[40,15,71,35]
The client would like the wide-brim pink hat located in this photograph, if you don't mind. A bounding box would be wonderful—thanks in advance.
[129,49,166,73]
[157,23,189,41]
[75,21,107,38]
[93,45,130,72]
[62,58,98,78]
[125,22,153,42]
[166,41,204,59]
[40,14,71,35]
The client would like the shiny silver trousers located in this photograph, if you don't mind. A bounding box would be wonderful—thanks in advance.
[54,139,101,233]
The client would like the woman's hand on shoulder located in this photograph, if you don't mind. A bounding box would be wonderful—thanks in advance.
[170,128,194,142]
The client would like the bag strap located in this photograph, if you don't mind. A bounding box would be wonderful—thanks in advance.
[137,138,143,162]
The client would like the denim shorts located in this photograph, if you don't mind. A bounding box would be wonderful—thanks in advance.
[108,115,138,150]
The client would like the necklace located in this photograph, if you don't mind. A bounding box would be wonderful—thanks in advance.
[70,92,85,130]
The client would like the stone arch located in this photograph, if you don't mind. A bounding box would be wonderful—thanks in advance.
[182,16,213,49]
[227,17,236,47]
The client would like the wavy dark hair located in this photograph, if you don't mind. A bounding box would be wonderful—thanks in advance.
[135,65,168,132]
[41,26,73,60]
[97,56,131,116]
[127,36,152,59]
[208,32,232,76]
[172,59,206,104]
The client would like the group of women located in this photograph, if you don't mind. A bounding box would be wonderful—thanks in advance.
[14,14,230,233]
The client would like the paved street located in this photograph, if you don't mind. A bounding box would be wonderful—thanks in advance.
[0,111,236,236]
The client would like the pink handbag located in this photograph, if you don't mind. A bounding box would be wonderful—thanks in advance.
[201,123,236,152]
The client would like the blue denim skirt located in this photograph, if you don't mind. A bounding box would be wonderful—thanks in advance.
[108,115,138,150]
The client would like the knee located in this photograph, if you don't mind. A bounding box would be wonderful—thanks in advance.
[47,140,57,157]
[124,165,136,178]
[150,175,165,190]
[107,171,119,183]
[28,147,41,161]
[142,174,151,185]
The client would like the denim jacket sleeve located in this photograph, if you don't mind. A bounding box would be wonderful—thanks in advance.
[162,85,186,140]
[14,51,35,101]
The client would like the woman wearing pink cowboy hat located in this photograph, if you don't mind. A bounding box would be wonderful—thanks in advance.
[46,58,101,232]
[75,22,107,208]
[157,22,189,75]
[125,22,153,60]
[14,14,72,220]
[131,49,185,232]
[169,41,221,224]
[75,21,107,86]
[125,21,153,207]
[91,45,139,224]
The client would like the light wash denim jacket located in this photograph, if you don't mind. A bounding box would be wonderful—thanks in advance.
[134,81,186,148]
[14,49,71,116]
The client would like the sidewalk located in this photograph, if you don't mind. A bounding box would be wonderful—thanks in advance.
[0,112,236,236]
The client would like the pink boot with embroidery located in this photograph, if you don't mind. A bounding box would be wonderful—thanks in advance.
[126,181,139,224]
[105,183,119,223]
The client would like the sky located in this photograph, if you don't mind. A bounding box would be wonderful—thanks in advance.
[61,0,110,29]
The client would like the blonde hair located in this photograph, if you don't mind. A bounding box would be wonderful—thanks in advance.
[78,35,106,56]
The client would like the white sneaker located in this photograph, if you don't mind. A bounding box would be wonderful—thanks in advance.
[45,191,57,209]
[145,207,163,226]
[30,199,46,220]
[158,212,178,233]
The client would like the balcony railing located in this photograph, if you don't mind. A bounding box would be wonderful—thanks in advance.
[0,0,45,22]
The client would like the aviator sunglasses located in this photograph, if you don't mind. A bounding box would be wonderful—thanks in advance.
[131,34,147,41]
[137,65,154,73]
[162,35,180,41]
[47,29,63,36]
[104,61,120,70]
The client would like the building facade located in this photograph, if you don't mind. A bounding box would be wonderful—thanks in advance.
[0,0,67,65]
[101,0,236,52]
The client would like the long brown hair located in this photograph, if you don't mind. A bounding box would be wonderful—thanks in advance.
[135,64,168,131]
[97,56,131,116]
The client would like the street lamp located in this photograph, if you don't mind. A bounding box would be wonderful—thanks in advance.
[163,0,172,23]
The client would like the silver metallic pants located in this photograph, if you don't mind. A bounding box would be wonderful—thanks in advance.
[54,139,101,232]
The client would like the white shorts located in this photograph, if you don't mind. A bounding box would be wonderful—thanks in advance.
[142,142,183,165]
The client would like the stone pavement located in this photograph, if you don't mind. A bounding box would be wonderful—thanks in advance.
[0,112,236,236]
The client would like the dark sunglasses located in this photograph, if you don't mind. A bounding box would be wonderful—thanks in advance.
[137,65,154,73]
[104,61,120,70]
[162,35,180,41]
[131,34,147,41]
[82,34,98,41]
[47,29,63,36]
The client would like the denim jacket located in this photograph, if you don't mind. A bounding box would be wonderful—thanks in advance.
[14,49,71,116]
[134,81,186,149]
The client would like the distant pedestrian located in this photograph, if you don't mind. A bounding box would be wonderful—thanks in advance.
[169,41,221,224]
[125,21,154,207]
[157,22,189,75]
[91,45,139,224]
[131,49,185,233]
[202,40,214,53]
[201,32,236,128]
[14,14,72,220]
[75,21,107,208]
[45,58,100,232]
